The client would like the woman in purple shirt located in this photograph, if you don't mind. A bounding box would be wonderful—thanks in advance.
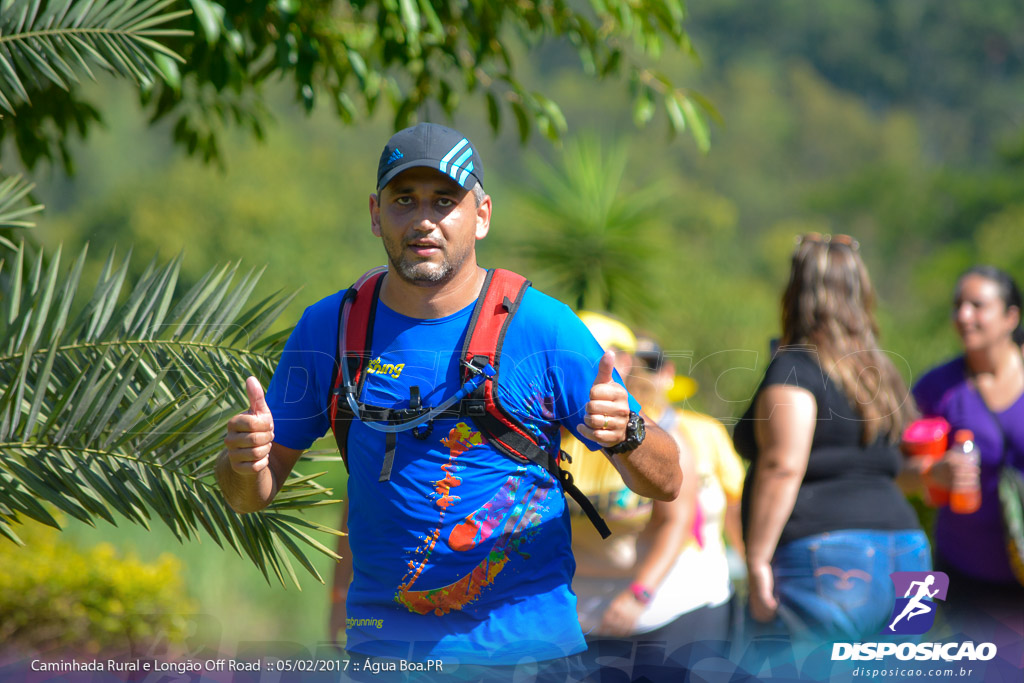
[910,265,1024,620]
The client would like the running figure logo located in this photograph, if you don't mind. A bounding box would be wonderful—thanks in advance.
[883,571,949,635]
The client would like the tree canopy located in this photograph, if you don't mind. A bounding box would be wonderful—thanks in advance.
[2,0,712,174]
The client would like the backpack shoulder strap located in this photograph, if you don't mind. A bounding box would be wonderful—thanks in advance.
[460,269,534,458]
[461,269,527,384]
[329,267,387,470]
[464,269,611,538]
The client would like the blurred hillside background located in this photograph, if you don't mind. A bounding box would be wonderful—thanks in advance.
[4,0,1024,655]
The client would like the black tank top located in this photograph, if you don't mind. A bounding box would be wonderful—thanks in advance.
[733,348,920,547]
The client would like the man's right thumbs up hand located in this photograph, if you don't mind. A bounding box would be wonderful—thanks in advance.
[224,376,275,474]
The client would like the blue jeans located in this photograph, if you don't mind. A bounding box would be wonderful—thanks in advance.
[769,529,931,642]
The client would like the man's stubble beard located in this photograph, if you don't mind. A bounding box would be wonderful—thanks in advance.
[385,237,470,287]
[392,254,451,285]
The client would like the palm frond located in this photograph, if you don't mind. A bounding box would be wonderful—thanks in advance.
[0,241,342,586]
[0,0,191,114]
[519,136,671,316]
[0,173,44,247]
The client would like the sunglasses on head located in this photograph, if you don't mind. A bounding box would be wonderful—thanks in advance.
[797,232,860,251]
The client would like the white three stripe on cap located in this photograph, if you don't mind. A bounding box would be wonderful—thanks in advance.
[439,138,469,174]
[451,147,474,186]
[458,162,474,187]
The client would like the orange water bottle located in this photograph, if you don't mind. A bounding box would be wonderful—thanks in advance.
[949,429,981,514]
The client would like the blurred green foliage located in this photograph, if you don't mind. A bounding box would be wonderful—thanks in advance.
[0,517,196,655]
[691,0,1024,163]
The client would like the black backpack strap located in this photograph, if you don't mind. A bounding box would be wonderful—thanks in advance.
[557,464,613,539]
[382,431,397,482]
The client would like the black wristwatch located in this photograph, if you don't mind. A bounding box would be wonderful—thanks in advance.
[604,411,646,455]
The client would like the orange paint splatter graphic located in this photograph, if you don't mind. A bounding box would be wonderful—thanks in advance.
[397,547,513,617]
[428,422,480,510]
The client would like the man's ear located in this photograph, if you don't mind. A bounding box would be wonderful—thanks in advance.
[369,193,382,237]
[475,194,492,240]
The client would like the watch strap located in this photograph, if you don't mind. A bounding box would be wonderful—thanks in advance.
[605,411,645,455]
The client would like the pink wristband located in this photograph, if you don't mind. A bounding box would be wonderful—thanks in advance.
[629,582,653,605]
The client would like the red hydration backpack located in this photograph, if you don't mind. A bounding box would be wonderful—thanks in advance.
[328,267,610,538]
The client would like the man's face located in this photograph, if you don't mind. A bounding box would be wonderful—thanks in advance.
[370,167,490,287]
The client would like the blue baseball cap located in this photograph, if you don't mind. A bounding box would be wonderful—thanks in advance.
[376,122,484,193]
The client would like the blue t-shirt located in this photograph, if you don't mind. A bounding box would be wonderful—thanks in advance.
[266,283,638,664]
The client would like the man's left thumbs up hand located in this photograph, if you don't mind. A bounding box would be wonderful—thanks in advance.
[579,350,631,448]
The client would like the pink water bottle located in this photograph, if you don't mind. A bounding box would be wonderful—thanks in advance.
[949,429,980,515]
[901,417,950,506]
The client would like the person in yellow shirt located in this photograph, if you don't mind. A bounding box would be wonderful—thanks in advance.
[565,315,744,669]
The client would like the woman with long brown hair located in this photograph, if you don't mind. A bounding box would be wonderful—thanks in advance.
[732,233,929,641]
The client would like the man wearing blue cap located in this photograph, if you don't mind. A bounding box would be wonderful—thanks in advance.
[217,123,682,673]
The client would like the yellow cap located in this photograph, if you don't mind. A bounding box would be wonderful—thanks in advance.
[666,375,699,403]
[577,311,637,353]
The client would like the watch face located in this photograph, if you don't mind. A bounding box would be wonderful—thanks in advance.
[632,413,646,439]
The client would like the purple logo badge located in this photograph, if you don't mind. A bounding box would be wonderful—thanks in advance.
[883,571,949,635]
